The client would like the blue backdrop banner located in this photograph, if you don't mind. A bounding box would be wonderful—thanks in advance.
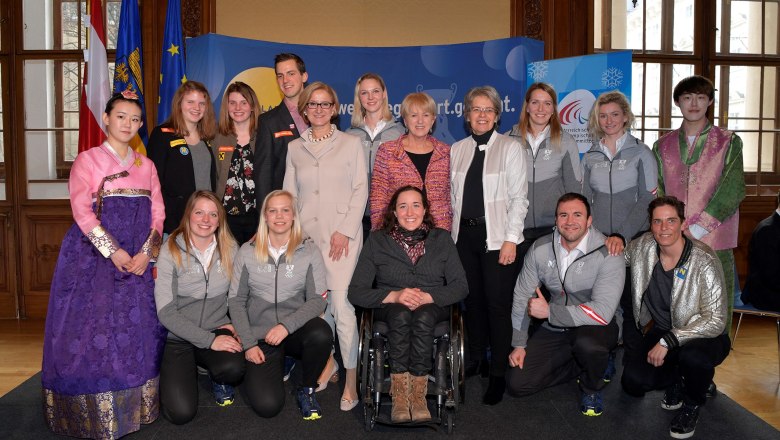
[185,34,543,143]
[526,51,633,153]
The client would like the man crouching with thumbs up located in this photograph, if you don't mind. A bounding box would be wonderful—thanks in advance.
[507,193,624,417]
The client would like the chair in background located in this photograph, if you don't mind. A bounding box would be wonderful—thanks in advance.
[732,304,780,378]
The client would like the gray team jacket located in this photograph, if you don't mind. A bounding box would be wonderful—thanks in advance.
[228,239,328,351]
[506,126,583,229]
[154,235,238,349]
[581,133,657,242]
[511,227,625,348]
[346,119,405,175]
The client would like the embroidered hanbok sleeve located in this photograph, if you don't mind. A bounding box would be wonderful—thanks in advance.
[69,151,120,258]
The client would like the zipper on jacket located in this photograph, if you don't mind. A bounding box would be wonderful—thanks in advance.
[197,265,210,329]
[273,257,281,324]
[552,237,605,307]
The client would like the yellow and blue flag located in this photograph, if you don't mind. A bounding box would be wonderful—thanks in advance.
[158,0,186,124]
[112,0,148,154]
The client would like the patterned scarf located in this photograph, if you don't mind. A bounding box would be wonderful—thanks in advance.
[389,223,429,264]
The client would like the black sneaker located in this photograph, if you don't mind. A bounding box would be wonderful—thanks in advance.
[297,387,322,420]
[212,381,235,407]
[661,381,683,410]
[670,403,700,439]
[705,381,717,398]
[580,391,604,416]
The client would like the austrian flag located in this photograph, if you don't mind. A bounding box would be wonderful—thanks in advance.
[77,0,110,154]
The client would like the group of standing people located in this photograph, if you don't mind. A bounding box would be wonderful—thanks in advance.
[40,47,744,440]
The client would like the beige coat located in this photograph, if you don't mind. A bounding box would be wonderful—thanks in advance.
[283,130,368,291]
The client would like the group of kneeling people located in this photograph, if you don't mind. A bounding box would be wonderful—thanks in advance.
[160,185,728,440]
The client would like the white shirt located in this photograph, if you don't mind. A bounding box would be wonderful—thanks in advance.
[556,230,590,280]
[364,118,387,140]
[269,241,289,263]
[191,237,217,271]
[599,131,629,161]
[526,125,550,156]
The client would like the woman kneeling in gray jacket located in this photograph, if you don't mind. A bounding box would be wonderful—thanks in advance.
[155,190,245,425]
[228,190,332,421]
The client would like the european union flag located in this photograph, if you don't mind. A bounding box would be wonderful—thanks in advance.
[158,0,186,124]
[113,0,148,154]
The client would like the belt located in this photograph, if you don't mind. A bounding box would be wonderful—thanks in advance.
[460,216,486,227]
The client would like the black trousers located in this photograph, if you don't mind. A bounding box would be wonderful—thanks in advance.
[374,303,448,376]
[457,223,521,377]
[159,328,246,425]
[226,211,259,245]
[507,320,619,396]
[242,318,332,418]
[621,325,730,405]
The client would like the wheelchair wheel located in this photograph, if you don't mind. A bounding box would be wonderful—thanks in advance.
[450,307,466,405]
[444,408,455,434]
[358,310,375,431]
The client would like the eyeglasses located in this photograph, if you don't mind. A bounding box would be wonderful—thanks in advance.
[470,107,497,115]
[306,101,334,110]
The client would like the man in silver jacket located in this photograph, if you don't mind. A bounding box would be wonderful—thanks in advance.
[622,196,730,440]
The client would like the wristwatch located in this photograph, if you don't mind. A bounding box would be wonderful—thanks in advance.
[659,338,669,349]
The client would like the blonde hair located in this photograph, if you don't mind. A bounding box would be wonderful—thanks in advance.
[351,73,393,128]
[400,92,437,121]
[254,190,303,264]
[587,90,635,140]
[297,82,339,124]
[166,81,217,140]
[217,81,262,136]
[167,191,236,280]
[518,82,563,152]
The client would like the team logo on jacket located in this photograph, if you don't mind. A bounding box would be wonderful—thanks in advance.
[179,146,190,156]
[675,267,687,280]
[617,159,627,171]
[542,149,552,161]
[285,265,295,278]
[574,261,585,274]
[259,264,274,273]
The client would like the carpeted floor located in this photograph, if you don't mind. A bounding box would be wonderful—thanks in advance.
[2,360,778,440]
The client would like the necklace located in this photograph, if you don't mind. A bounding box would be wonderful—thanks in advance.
[308,124,336,143]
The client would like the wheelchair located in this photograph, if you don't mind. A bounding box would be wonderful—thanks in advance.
[357,305,465,433]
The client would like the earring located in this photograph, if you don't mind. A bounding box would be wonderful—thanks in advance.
[303,111,307,116]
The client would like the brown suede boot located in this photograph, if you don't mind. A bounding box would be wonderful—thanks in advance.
[409,374,431,422]
[390,372,411,423]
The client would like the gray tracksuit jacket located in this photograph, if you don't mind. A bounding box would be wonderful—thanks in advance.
[154,235,237,349]
[581,133,657,242]
[506,126,583,229]
[511,227,625,348]
[228,239,328,350]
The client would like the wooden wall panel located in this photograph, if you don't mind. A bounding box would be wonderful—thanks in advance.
[0,209,17,318]
[19,207,72,319]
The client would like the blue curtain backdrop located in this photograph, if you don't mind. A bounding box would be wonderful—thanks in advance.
[185,34,544,143]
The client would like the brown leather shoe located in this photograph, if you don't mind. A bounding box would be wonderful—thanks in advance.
[409,374,431,422]
[390,372,411,423]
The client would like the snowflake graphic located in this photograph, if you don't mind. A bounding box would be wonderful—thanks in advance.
[601,67,624,88]
[527,61,549,81]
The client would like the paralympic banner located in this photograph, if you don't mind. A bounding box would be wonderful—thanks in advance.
[526,51,633,153]
[186,34,543,143]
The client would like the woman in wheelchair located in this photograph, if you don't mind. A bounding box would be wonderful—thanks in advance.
[349,186,468,423]
[228,190,333,421]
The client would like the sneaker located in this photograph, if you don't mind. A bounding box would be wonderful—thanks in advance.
[705,381,717,398]
[661,381,683,410]
[283,356,296,382]
[603,350,617,383]
[212,381,235,407]
[670,403,700,439]
[297,387,322,420]
[580,391,604,416]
